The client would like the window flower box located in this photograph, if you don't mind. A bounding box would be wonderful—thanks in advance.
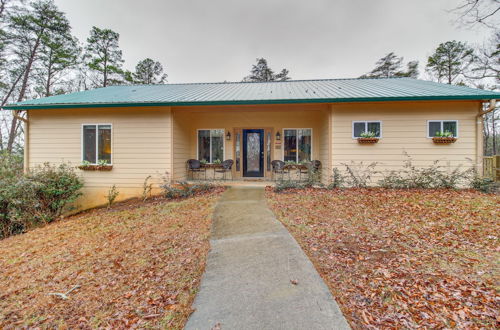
[357,137,379,144]
[432,137,457,144]
[78,165,113,171]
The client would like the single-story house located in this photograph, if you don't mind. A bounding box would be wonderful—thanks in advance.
[4,77,499,209]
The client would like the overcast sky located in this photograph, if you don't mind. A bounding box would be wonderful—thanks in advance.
[53,0,492,83]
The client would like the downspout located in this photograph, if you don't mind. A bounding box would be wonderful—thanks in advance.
[476,99,497,176]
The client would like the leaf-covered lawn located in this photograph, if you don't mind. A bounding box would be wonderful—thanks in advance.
[0,188,224,329]
[266,188,499,329]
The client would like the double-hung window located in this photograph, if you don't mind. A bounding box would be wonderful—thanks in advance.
[283,128,312,162]
[352,121,382,138]
[198,129,224,163]
[427,120,458,138]
[82,124,112,164]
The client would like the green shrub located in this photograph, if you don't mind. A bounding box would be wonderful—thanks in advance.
[327,168,346,189]
[106,185,119,208]
[342,161,378,188]
[0,156,83,239]
[274,179,304,192]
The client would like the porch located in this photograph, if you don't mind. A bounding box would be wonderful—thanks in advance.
[171,103,331,182]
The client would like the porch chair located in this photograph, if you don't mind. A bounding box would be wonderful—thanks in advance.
[271,160,287,181]
[215,159,234,180]
[299,160,322,182]
[186,159,207,180]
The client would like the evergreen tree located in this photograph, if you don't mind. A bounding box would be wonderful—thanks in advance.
[361,52,419,78]
[85,26,124,87]
[426,40,475,84]
[243,58,291,82]
[133,58,167,84]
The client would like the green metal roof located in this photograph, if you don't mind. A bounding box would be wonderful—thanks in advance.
[3,78,499,110]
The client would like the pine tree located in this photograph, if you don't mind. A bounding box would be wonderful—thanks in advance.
[85,26,125,87]
[133,58,167,84]
[243,58,291,82]
[360,52,419,78]
[426,40,475,84]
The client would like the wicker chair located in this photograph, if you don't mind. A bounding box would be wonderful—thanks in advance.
[299,160,321,182]
[271,160,287,181]
[215,159,234,180]
[186,159,206,180]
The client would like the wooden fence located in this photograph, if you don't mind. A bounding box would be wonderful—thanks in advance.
[483,155,500,181]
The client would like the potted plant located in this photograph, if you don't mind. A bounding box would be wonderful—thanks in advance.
[213,159,222,165]
[432,130,456,144]
[78,159,113,171]
[357,131,379,144]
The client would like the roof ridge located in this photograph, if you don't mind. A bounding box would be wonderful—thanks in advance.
[121,77,411,87]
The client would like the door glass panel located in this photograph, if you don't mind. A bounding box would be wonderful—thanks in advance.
[267,131,271,171]
[247,132,260,172]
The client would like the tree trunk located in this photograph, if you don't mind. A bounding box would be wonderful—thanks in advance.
[6,36,41,152]
[493,109,497,155]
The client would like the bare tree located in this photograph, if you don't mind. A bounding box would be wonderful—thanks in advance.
[452,0,500,29]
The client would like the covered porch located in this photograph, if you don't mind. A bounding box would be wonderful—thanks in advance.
[171,103,331,182]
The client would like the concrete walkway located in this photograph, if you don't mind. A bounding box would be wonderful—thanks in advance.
[185,186,349,330]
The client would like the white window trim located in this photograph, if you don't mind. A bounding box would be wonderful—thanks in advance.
[196,129,225,163]
[427,120,459,138]
[81,123,113,165]
[282,128,313,162]
[352,121,383,139]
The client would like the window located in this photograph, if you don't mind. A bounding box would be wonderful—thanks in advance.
[284,129,312,162]
[198,129,224,163]
[427,120,458,138]
[352,121,382,138]
[82,124,112,164]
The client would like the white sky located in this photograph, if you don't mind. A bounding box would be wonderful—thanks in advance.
[53,0,493,83]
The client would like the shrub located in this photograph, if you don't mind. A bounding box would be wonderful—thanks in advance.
[106,185,119,208]
[342,161,378,188]
[274,179,303,193]
[142,175,153,201]
[0,156,83,239]
[327,168,346,189]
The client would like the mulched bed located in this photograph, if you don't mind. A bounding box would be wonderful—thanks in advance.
[0,188,224,329]
[266,187,499,329]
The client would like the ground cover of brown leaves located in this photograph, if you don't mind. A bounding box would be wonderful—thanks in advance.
[266,188,499,329]
[0,188,224,329]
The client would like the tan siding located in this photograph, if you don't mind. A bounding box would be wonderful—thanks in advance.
[331,101,480,183]
[28,107,172,209]
[319,108,332,183]
[172,110,190,181]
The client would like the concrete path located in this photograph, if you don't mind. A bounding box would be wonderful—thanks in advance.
[185,186,349,330]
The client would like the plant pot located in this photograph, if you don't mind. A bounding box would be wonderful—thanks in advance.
[432,137,456,144]
[78,165,113,171]
[357,138,379,144]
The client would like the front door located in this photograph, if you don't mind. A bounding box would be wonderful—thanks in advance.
[243,129,264,177]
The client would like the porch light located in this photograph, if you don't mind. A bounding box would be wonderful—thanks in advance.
[226,131,231,140]
[276,131,281,141]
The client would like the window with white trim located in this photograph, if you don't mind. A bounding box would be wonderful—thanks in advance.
[352,121,381,138]
[198,129,224,163]
[283,128,312,162]
[82,124,112,164]
[427,120,458,137]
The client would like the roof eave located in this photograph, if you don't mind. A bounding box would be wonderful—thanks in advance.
[2,95,497,110]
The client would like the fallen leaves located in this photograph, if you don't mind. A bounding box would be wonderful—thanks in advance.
[0,188,225,329]
[266,187,500,329]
